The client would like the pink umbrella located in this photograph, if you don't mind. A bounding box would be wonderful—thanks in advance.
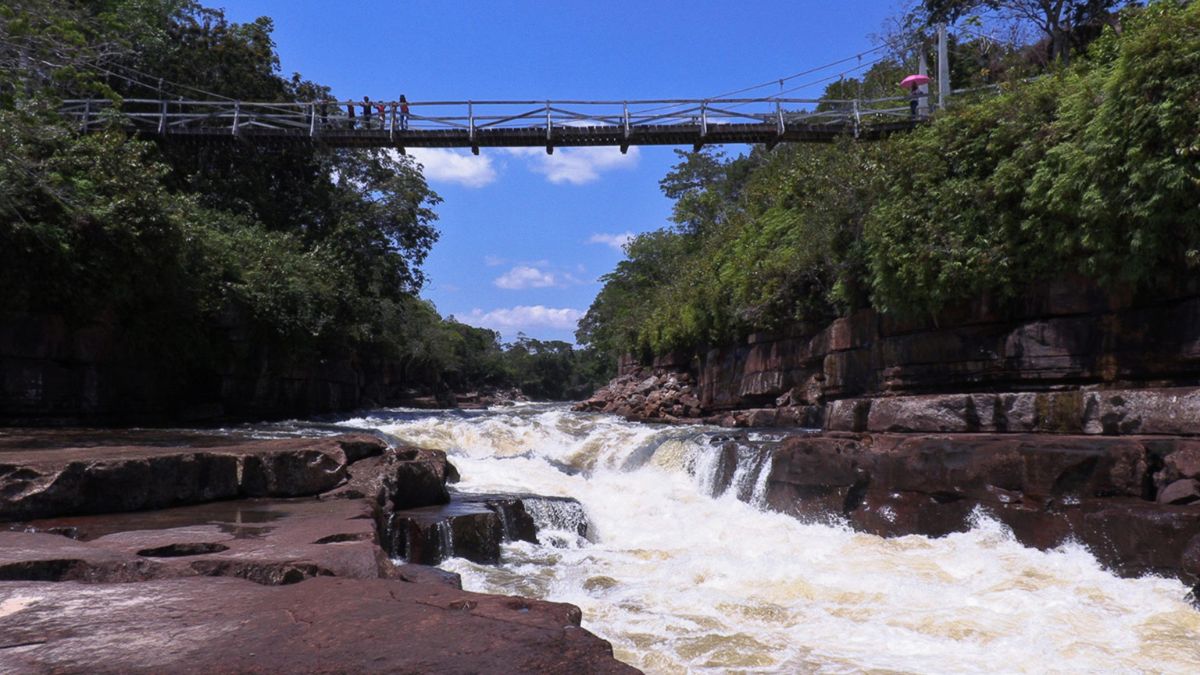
[900,74,931,90]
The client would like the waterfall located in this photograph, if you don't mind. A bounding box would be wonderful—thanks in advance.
[337,404,1200,674]
[433,519,454,559]
[522,496,591,548]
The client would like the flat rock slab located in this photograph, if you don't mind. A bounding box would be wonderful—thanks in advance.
[1,498,409,585]
[0,431,389,521]
[0,576,638,674]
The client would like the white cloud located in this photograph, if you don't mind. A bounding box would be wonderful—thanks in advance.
[483,255,507,267]
[405,148,497,187]
[494,265,560,290]
[461,306,584,332]
[587,231,634,251]
[492,262,585,289]
[505,146,640,185]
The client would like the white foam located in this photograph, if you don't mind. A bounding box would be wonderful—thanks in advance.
[342,405,1200,673]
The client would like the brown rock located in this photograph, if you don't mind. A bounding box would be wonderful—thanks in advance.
[1159,479,1200,505]
[2,498,396,585]
[0,432,393,522]
[1157,444,1200,490]
[0,577,636,674]
[865,394,992,433]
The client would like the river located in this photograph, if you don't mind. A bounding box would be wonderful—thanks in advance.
[336,403,1200,673]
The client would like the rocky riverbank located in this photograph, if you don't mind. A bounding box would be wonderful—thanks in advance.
[0,430,634,674]
[574,290,1200,596]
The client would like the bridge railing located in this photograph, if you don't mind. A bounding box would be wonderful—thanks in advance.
[61,96,924,140]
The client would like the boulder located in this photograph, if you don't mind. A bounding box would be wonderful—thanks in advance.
[1159,479,1200,506]
[384,493,581,565]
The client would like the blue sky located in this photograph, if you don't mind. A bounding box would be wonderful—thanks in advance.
[218,1,905,343]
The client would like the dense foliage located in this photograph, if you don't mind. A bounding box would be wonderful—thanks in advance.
[579,0,1199,359]
[0,0,609,404]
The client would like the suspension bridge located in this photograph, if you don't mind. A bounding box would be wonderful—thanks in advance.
[60,95,931,154]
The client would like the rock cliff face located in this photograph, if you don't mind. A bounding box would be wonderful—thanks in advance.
[578,289,1200,430]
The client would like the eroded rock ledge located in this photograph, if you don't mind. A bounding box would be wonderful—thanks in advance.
[0,431,634,674]
[707,431,1200,594]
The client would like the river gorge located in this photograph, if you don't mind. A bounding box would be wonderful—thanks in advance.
[336,404,1200,673]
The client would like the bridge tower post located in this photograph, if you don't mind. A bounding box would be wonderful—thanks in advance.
[937,23,951,109]
[917,50,930,117]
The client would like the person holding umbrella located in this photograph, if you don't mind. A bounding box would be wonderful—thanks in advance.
[900,74,931,118]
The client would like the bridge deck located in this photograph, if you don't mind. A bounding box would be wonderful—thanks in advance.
[61,97,926,151]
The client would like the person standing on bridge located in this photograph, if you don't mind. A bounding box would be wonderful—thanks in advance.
[399,94,410,131]
[346,100,355,128]
[362,96,373,128]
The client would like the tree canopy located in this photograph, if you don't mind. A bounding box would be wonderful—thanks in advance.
[579,0,1199,360]
[1,0,610,404]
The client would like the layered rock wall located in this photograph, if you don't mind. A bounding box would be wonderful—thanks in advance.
[581,287,1200,430]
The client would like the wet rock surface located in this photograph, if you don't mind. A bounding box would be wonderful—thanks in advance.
[0,431,388,521]
[2,499,399,585]
[758,432,1200,589]
[0,576,636,675]
[0,429,633,673]
[386,493,590,565]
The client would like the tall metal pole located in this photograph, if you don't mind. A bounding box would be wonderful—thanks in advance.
[937,22,950,110]
[917,49,930,117]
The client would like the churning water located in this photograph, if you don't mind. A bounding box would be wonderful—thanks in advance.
[338,404,1200,673]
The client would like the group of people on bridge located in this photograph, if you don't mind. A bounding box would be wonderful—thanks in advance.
[313,95,410,131]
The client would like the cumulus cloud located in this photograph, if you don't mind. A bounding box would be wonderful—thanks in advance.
[460,306,584,332]
[405,148,497,187]
[493,264,582,289]
[505,146,640,185]
[494,266,559,289]
[587,231,634,251]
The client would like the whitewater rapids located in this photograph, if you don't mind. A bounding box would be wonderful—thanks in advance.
[338,404,1200,673]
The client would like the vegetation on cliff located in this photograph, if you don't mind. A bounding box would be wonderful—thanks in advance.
[0,0,609,406]
[578,0,1199,361]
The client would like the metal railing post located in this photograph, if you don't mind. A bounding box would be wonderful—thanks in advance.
[775,100,784,136]
[700,101,708,138]
[232,101,240,136]
[82,99,91,132]
[468,101,478,155]
[158,99,167,134]
[309,102,317,137]
[545,100,553,154]
[852,99,861,138]
[390,103,397,140]
[621,101,631,154]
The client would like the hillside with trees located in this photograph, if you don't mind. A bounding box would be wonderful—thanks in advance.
[0,0,609,419]
[578,0,1198,363]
